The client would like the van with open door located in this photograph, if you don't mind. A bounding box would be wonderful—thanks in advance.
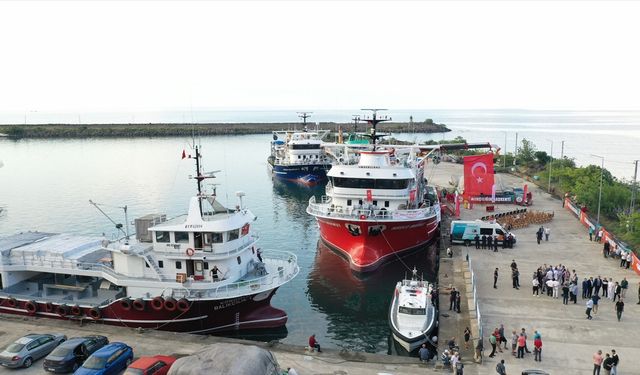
[449,220,515,246]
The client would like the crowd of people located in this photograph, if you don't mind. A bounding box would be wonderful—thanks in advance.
[592,349,620,375]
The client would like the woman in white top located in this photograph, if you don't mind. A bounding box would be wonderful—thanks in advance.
[532,277,540,296]
[607,278,615,300]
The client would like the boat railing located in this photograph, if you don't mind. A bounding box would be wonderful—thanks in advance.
[307,196,438,220]
[150,235,258,258]
[174,251,299,299]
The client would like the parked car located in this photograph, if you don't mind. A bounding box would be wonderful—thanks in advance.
[0,333,67,368]
[43,335,109,373]
[124,355,176,375]
[73,342,133,375]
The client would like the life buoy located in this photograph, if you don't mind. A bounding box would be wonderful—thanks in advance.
[71,305,82,316]
[163,297,177,312]
[56,304,69,316]
[88,307,101,320]
[7,297,17,308]
[516,196,523,203]
[186,248,195,257]
[151,296,164,311]
[133,298,145,311]
[25,301,37,315]
[45,302,54,313]
[120,298,132,310]
[359,214,367,220]
[177,298,190,312]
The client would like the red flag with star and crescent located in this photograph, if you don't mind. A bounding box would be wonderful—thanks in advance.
[463,153,495,196]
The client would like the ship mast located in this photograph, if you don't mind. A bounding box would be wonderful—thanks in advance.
[297,111,313,132]
[190,145,216,216]
[361,108,391,151]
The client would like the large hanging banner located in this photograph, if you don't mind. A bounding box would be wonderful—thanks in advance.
[463,153,495,196]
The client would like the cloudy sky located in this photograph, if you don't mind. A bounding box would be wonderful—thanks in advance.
[1,1,639,112]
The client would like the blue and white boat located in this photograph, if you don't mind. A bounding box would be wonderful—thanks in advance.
[267,113,332,186]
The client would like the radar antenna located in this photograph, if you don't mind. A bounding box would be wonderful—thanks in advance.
[360,108,391,151]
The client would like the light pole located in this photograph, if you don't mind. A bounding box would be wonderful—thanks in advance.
[503,132,507,168]
[546,140,553,193]
[590,154,604,226]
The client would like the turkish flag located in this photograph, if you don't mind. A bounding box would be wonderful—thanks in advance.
[366,189,373,202]
[181,149,186,159]
[463,153,495,196]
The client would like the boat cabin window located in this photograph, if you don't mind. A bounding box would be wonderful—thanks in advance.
[399,306,426,315]
[158,261,164,268]
[145,262,150,268]
[291,144,320,150]
[203,232,223,244]
[331,177,412,190]
[228,229,240,241]
[203,262,209,270]
[347,200,352,206]
[373,200,378,206]
[237,256,242,264]
[385,201,390,208]
[480,228,493,235]
[175,261,182,270]
[155,231,170,243]
[174,231,189,243]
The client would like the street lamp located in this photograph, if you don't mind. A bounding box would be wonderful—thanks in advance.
[503,132,507,168]
[546,140,553,193]
[590,154,604,226]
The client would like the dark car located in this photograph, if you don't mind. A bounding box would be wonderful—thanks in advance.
[0,333,67,368]
[124,355,176,375]
[73,342,133,375]
[43,335,109,373]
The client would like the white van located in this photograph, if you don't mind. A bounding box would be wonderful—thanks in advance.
[449,220,515,246]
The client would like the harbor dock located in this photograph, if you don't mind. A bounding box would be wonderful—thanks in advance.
[1,161,639,374]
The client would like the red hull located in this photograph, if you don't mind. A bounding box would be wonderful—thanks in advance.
[316,216,440,272]
[0,289,286,334]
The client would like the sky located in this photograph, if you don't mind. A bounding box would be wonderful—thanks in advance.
[1,1,639,112]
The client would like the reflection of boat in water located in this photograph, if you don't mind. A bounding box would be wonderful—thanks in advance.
[267,112,331,186]
[306,240,437,352]
[389,267,437,352]
[307,109,441,272]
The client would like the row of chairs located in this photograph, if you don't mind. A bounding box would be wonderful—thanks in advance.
[480,208,527,222]
[497,210,554,230]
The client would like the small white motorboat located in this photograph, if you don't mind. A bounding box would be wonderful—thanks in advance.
[389,267,437,352]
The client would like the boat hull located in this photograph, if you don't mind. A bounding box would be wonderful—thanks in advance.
[316,216,440,272]
[0,288,286,334]
[269,163,331,186]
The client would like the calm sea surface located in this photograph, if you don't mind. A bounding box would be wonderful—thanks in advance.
[0,110,639,353]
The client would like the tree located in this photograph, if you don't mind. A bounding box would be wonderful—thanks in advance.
[517,138,536,164]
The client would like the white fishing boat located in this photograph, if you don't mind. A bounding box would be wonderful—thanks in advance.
[0,146,299,334]
[389,267,437,352]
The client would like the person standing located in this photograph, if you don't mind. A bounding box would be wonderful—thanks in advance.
[512,268,520,290]
[620,278,629,298]
[620,252,627,268]
[582,278,589,299]
[449,288,457,310]
[613,282,621,302]
[419,343,430,363]
[602,277,609,298]
[532,276,540,296]
[487,235,493,250]
[626,252,632,269]
[516,333,526,358]
[586,298,594,320]
[474,337,484,362]
[533,335,542,362]
[615,299,624,321]
[493,235,498,252]
[587,277,594,298]
[592,294,601,314]
[597,228,604,243]
[589,226,594,241]
[481,235,487,249]
[562,283,570,304]
[499,324,507,349]
[474,233,480,249]
[521,328,531,354]
[536,228,542,244]
[608,279,616,300]
[464,327,471,350]
[602,353,614,375]
[593,350,604,375]
[637,281,640,304]
[571,282,579,304]
[496,359,506,375]
[593,276,602,296]
[455,291,461,313]
[611,349,619,375]
[511,330,518,356]
[544,227,550,241]
[552,278,560,299]
[488,332,497,358]
[494,268,499,289]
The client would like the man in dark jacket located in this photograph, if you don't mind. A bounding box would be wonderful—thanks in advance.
[474,234,480,249]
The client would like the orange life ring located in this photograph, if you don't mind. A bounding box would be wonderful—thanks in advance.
[186,248,195,257]
[359,214,366,220]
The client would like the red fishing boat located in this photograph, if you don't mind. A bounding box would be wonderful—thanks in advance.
[307,110,441,272]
